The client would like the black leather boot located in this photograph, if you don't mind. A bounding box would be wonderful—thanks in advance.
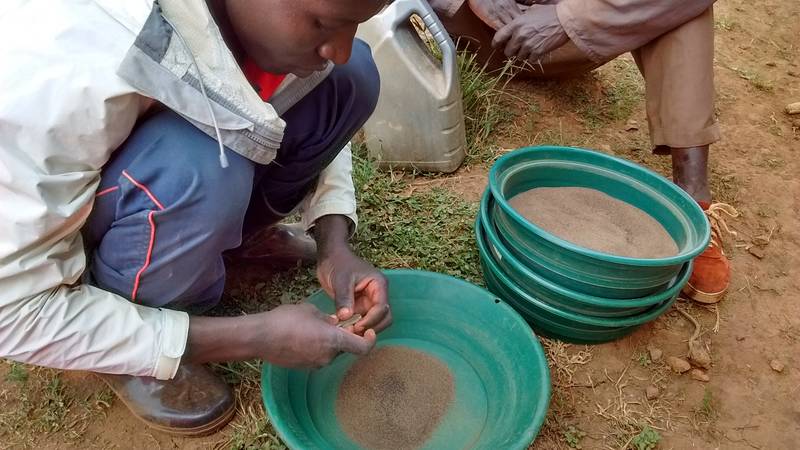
[99,364,235,436]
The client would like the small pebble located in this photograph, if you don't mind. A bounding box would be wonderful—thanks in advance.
[770,359,785,373]
[690,369,710,382]
[624,119,639,131]
[736,335,746,342]
[597,144,611,152]
[337,314,363,328]
[786,102,800,115]
[788,70,799,78]
[667,356,691,374]
[646,385,660,400]
[766,61,777,67]
[648,346,663,362]
[748,246,766,259]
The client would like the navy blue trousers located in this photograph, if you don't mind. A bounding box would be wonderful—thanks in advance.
[83,41,379,312]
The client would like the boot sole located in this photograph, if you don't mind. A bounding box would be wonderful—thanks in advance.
[100,375,236,437]
[682,282,727,304]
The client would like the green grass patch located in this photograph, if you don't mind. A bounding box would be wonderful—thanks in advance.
[458,50,514,164]
[603,60,644,122]
[697,387,718,421]
[630,425,661,449]
[0,367,99,447]
[563,425,587,448]
[5,362,28,383]
[714,16,738,31]
[37,376,70,432]
[352,146,481,282]
[562,59,643,129]
[730,66,774,92]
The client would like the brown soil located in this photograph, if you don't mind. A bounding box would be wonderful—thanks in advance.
[509,187,678,258]
[336,346,454,450]
[478,0,800,447]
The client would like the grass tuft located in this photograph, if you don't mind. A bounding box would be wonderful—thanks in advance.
[729,66,775,92]
[697,387,718,421]
[457,50,514,164]
[563,425,587,448]
[630,425,661,450]
[714,16,738,31]
[220,361,287,450]
[352,145,481,282]
[6,362,28,383]
[559,59,644,129]
[0,365,114,447]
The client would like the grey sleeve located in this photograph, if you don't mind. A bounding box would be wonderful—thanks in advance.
[556,0,716,62]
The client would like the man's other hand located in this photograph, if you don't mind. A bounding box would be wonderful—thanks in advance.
[314,214,392,336]
[317,248,392,335]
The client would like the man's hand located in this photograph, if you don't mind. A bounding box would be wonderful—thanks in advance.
[470,0,524,30]
[492,4,569,63]
[185,306,376,369]
[316,247,391,334]
[314,215,392,335]
[256,304,376,368]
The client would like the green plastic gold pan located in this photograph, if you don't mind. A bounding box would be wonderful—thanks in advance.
[262,269,552,450]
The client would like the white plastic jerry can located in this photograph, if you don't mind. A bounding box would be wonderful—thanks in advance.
[357,0,467,173]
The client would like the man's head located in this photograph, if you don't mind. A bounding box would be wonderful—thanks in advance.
[222,0,385,77]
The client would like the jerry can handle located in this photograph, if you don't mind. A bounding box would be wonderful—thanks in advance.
[386,0,458,93]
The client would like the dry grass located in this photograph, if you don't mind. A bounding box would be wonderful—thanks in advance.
[533,341,594,449]
[530,306,725,450]
[592,364,677,448]
[216,361,286,450]
[0,363,114,449]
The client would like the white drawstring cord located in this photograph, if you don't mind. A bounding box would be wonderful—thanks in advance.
[162,16,229,168]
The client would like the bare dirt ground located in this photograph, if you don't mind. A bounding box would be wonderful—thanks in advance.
[1,0,798,449]
[499,1,800,447]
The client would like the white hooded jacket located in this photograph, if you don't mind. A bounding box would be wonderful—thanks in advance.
[0,0,357,379]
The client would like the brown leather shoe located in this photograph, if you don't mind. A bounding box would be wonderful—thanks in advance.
[229,223,317,267]
[683,202,739,304]
[99,364,235,436]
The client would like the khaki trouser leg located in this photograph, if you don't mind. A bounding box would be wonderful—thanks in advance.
[631,8,720,149]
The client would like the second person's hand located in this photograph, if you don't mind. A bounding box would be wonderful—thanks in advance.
[470,0,524,30]
[492,4,569,63]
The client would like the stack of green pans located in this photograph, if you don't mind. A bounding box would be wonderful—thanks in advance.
[477,146,710,344]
